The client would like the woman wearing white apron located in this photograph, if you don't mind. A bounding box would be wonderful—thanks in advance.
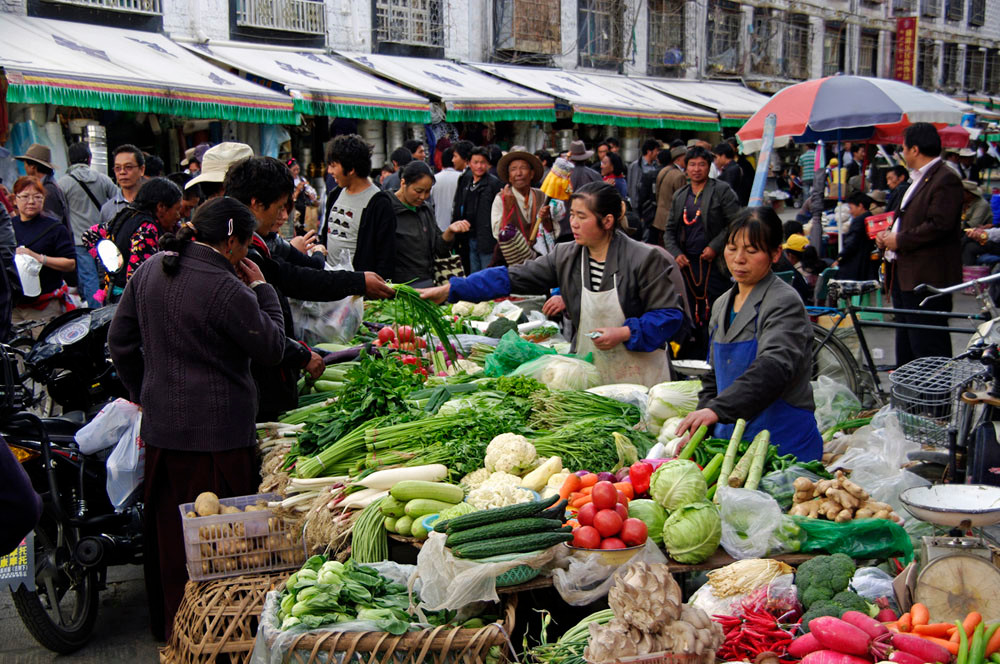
[420,182,685,387]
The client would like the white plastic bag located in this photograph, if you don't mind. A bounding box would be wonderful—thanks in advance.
[550,539,667,606]
[717,487,783,560]
[812,375,862,433]
[75,398,140,454]
[105,412,144,510]
[509,355,601,390]
[288,249,363,345]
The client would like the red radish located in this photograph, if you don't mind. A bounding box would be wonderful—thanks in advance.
[801,650,873,664]
[809,617,872,656]
[877,609,898,622]
[891,633,953,663]
[889,651,926,664]
[789,633,823,658]
[842,611,890,639]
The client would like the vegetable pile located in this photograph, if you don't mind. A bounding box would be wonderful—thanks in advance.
[380,480,465,540]
[789,472,901,523]
[565,478,648,550]
[436,495,573,559]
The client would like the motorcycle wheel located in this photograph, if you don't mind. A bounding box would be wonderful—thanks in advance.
[10,512,99,654]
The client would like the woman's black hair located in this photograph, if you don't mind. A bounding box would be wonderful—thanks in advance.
[399,160,435,186]
[569,181,622,233]
[604,152,626,177]
[108,177,181,239]
[160,197,256,275]
[726,206,783,254]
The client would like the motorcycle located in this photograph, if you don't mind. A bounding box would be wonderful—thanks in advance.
[3,306,141,654]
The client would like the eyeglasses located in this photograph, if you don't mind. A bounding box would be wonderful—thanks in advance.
[15,194,44,203]
[113,164,139,173]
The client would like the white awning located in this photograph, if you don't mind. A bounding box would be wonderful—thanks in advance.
[634,78,771,127]
[181,43,432,123]
[0,14,297,124]
[335,52,556,122]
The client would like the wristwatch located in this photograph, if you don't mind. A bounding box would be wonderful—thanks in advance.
[249,280,266,289]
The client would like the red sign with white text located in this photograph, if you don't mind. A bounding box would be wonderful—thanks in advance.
[894,17,919,85]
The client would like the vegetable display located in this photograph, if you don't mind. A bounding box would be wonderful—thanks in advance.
[789,472,901,523]
[437,495,573,559]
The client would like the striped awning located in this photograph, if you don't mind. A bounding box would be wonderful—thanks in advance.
[634,78,771,128]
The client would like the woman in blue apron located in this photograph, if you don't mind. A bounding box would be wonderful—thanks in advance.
[676,207,822,461]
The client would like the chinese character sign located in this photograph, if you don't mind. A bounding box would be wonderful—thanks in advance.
[894,17,919,85]
[0,532,34,592]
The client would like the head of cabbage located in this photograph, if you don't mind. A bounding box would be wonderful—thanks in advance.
[662,501,722,564]
[650,459,707,512]
[627,499,667,545]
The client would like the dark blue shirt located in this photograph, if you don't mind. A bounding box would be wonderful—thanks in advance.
[13,213,75,295]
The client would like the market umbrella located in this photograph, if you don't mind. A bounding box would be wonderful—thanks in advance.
[871,124,970,149]
[736,76,967,152]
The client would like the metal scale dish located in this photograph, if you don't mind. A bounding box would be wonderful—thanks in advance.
[899,485,1000,622]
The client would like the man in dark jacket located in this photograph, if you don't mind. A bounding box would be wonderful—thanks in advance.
[885,165,910,214]
[713,142,745,205]
[452,147,503,273]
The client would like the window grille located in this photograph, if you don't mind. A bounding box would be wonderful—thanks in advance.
[235,0,325,35]
[749,8,781,76]
[647,0,685,76]
[783,16,810,80]
[859,30,878,76]
[706,0,741,73]
[374,0,444,48]
[822,24,845,77]
[578,0,625,69]
[968,0,985,25]
[965,47,984,90]
[42,0,161,13]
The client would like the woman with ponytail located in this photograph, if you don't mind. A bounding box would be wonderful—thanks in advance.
[108,196,285,640]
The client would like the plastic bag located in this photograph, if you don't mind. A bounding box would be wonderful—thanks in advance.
[851,567,898,610]
[718,487,784,560]
[586,384,650,418]
[691,573,799,618]
[75,398,141,454]
[288,249,363,345]
[758,465,825,511]
[792,516,914,561]
[510,355,600,391]
[550,539,667,606]
[483,329,557,377]
[812,376,862,433]
[105,412,144,510]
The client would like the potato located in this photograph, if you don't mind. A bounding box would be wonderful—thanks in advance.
[185,511,198,519]
[201,561,211,575]
[194,492,221,517]
[221,505,242,515]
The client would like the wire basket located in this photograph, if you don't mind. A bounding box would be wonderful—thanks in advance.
[889,357,987,447]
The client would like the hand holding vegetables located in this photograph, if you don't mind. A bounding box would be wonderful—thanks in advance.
[675,408,720,438]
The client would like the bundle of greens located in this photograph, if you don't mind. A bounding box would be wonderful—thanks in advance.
[528,390,641,429]
[529,609,616,664]
[389,283,463,362]
[529,418,653,472]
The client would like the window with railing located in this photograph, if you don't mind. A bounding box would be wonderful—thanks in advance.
[893,0,917,13]
[578,0,624,69]
[41,0,161,13]
[823,24,845,76]
[921,0,941,17]
[945,0,963,20]
[859,30,879,76]
[965,47,985,90]
[749,8,781,77]
[968,0,985,25]
[986,49,1000,94]
[783,15,811,80]
[235,0,325,35]
[647,0,685,76]
[917,39,938,89]
[941,42,960,88]
[493,0,561,60]
[374,0,445,48]
[706,0,741,73]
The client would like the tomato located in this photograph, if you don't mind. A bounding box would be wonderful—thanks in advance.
[396,325,414,343]
[600,537,626,550]
[572,525,601,549]
[614,503,628,521]
[591,481,618,510]
[577,502,597,527]
[377,327,396,345]
[401,355,420,366]
[616,490,629,505]
[416,337,428,349]
[619,518,648,547]
[593,509,623,538]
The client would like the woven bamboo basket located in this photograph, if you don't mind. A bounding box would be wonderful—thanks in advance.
[269,594,518,664]
[160,572,285,664]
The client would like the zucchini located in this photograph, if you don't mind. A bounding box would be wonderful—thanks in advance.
[410,515,433,539]
[446,495,559,532]
[445,518,564,548]
[390,480,464,504]
[395,515,414,537]
[536,499,569,521]
[404,498,458,518]
[452,529,573,559]
[380,496,406,518]
[383,516,398,533]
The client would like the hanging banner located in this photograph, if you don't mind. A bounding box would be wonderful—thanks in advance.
[893,17,919,85]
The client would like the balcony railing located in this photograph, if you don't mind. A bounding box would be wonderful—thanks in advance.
[42,0,162,14]
[236,0,326,36]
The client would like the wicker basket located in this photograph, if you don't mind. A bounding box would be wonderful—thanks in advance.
[591,653,701,664]
[160,572,285,664]
[267,594,518,664]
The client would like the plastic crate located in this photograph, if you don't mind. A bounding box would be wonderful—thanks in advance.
[889,357,987,447]
[179,492,306,582]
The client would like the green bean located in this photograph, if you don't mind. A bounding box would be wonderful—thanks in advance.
[958,620,970,664]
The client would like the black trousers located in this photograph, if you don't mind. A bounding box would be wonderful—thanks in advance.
[890,270,953,367]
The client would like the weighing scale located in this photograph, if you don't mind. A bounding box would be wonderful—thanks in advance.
[899,485,1000,622]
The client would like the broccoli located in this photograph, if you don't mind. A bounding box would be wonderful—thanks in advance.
[486,318,519,339]
[795,553,856,609]
[798,592,871,632]
[830,590,870,615]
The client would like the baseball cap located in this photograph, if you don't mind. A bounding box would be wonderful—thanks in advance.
[784,234,810,253]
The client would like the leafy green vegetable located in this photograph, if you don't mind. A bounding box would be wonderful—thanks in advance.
[661,501,722,564]
[650,459,708,512]
[486,318,519,339]
[529,390,642,429]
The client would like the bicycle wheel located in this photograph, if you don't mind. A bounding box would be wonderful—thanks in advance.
[812,323,862,397]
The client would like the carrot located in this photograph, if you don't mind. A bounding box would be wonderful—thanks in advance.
[914,624,955,638]
[570,495,592,508]
[559,474,582,499]
[985,623,1000,656]
[963,612,983,638]
[916,635,961,656]
[579,473,598,488]
[884,622,901,633]
[899,613,913,632]
[910,603,930,627]
[580,486,594,495]
[613,481,635,500]
[566,519,579,529]
[951,628,962,643]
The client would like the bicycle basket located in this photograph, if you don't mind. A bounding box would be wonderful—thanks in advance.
[889,357,987,447]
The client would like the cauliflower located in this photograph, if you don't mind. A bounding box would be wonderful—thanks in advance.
[451,301,475,317]
[471,301,493,318]
[484,433,537,475]
[467,471,534,509]
[460,468,491,491]
[547,471,571,490]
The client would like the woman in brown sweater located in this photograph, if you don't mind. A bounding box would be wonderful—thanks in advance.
[108,197,285,639]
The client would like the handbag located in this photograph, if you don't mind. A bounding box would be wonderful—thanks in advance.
[433,253,465,286]
[496,191,539,267]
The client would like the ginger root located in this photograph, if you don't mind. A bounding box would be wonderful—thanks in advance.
[790,498,822,518]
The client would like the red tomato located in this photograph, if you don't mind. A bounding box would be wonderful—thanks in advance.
[600,537,626,550]
[616,490,629,505]
[377,327,396,344]
[614,503,628,520]
[401,355,420,366]
[591,481,618,510]
[619,518,648,547]
[577,502,597,527]
[416,337,428,349]
[593,509,623,538]
[396,325,414,343]
[572,525,601,549]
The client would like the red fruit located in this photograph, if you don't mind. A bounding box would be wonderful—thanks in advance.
[591,481,618,510]
[572,525,601,549]
[619,518,648,547]
[616,490,628,504]
[593,509,623,538]
[416,337,428,349]
[614,503,628,520]
[600,537,626,549]
[877,609,898,623]
[577,502,597,527]
[377,327,395,344]
[396,325,414,343]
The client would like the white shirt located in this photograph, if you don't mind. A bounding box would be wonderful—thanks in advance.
[324,182,378,265]
[885,156,941,262]
[430,168,461,231]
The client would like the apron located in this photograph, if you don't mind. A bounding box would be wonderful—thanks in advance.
[711,321,823,461]
[575,253,670,388]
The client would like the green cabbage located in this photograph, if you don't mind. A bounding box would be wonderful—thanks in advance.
[661,501,722,564]
[649,459,707,512]
[437,501,477,522]
[627,499,667,545]
[647,380,702,422]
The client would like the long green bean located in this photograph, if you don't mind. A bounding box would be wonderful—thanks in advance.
[351,497,388,563]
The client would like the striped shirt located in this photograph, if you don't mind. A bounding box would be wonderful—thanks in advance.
[798,150,816,182]
[588,258,605,291]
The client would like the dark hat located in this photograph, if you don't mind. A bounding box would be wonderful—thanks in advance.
[497,148,544,184]
[15,143,55,171]
[566,140,594,162]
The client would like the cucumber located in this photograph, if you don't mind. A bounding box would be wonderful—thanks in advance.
[383,516,398,533]
[390,480,464,504]
[536,499,569,521]
[452,529,573,559]
[380,496,406,518]
[410,515,434,539]
[445,518,564,548]
[395,515,414,537]
[446,495,559,532]
[433,518,451,533]
[404,498,458,518]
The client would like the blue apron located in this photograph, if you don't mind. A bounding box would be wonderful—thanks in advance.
[711,327,823,462]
